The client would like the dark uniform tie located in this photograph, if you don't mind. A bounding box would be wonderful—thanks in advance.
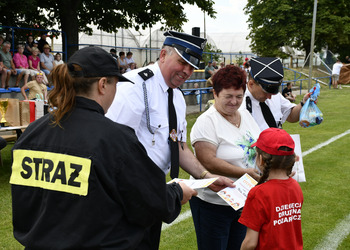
[259,102,277,128]
[168,88,179,179]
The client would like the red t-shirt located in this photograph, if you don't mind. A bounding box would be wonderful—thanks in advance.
[239,178,303,250]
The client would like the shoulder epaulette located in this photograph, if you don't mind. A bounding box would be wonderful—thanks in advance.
[138,68,154,81]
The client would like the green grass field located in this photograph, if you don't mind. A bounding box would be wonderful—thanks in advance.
[1,86,350,249]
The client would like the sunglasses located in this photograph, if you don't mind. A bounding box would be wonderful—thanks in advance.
[36,73,43,76]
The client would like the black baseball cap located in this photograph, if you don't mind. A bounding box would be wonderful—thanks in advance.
[250,57,284,94]
[68,47,130,82]
[163,30,206,69]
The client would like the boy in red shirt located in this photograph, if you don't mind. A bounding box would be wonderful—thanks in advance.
[239,128,303,250]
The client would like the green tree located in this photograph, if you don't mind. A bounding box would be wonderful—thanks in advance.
[244,0,350,60]
[1,0,216,58]
[203,42,222,64]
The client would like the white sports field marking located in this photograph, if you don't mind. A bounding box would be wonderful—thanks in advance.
[302,129,350,157]
[162,210,192,231]
[311,129,350,250]
[314,213,350,250]
[162,129,350,241]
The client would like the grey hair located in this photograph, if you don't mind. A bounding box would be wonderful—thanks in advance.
[162,45,174,56]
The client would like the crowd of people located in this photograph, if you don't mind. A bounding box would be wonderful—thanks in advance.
[110,49,137,73]
[0,33,141,96]
[0,34,63,89]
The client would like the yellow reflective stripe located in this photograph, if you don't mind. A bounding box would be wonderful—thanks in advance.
[10,149,92,196]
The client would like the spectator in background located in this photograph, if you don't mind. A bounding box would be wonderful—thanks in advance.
[40,44,56,79]
[117,51,128,73]
[0,54,7,85]
[28,47,48,84]
[0,36,4,49]
[33,40,39,51]
[109,48,119,70]
[205,61,215,80]
[243,60,250,82]
[194,82,201,105]
[243,57,249,67]
[282,82,296,102]
[24,35,35,57]
[110,48,118,59]
[38,34,49,53]
[13,45,31,87]
[345,56,350,64]
[126,62,136,72]
[205,61,216,93]
[0,36,6,81]
[126,51,137,69]
[54,53,64,65]
[0,41,17,89]
[21,72,47,101]
[219,61,225,69]
[332,58,343,89]
[212,61,218,70]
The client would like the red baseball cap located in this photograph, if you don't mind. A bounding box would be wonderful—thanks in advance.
[251,128,295,156]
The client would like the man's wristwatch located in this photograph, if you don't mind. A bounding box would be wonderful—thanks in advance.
[300,100,304,107]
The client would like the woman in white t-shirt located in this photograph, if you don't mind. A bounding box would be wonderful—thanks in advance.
[190,65,261,250]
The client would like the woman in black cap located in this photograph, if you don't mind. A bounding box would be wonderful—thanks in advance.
[10,46,194,249]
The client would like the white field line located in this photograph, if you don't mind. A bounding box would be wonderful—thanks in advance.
[312,129,350,250]
[162,210,192,231]
[162,128,350,248]
[314,213,350,250]
[302,129,350,157]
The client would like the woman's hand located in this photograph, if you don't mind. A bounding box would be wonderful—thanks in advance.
[246,168,261,181]
[206,174,235,192]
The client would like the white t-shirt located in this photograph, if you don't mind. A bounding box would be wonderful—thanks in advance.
[54,60,64,65]
[126,57,135,65]
[106,63,187,174]
[190,106,261,205]
[332,62,343,75]
[240,89,296,131]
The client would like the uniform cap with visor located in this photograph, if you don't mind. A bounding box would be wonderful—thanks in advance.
[250,57,284,94]
[163,30,206,69]
[67,47,130,82]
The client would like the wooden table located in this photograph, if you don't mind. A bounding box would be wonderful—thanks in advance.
[0,125,28,166]
[0,125,28,139]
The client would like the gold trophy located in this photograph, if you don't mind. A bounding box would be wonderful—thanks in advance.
[0,99,9,127]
